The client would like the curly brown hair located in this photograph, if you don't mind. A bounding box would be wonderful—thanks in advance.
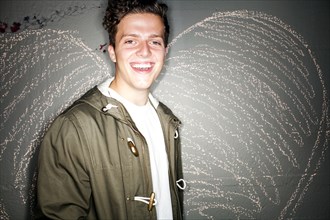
[103,0,170,47]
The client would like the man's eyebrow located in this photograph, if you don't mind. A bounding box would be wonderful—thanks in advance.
[149,34,164,38]
[121,34,139,38]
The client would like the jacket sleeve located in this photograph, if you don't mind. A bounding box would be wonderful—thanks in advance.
[36,114,91,219]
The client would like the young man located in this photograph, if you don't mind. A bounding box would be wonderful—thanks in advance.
[36,0,184,219]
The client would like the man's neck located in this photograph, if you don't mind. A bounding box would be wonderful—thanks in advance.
[109,80,149,106]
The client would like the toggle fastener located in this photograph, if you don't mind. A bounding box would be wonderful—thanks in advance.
[148,192,155,211]
[127,138,139,157]
[133,192,157,211]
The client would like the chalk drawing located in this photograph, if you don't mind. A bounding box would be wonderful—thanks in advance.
[0,10,329,219]
[154,10,329,219]
[0,29,109,217]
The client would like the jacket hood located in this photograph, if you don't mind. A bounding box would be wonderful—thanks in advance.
[75,86,129,122]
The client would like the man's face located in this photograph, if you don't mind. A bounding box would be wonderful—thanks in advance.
[108,13,168,95]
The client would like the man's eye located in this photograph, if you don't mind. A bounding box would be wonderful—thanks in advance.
[151,41,162,46]
[124,40,134,44]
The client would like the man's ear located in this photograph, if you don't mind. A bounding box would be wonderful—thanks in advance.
[165,46,169,56]
[108,45,116,63]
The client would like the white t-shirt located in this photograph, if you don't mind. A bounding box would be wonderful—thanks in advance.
[98,78,173,220]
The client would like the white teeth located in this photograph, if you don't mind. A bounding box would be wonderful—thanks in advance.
[132,63,152,68]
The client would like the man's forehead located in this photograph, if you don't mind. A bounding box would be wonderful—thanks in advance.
[120,33,164,38]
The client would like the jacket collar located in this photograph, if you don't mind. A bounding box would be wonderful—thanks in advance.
[97,77,160,108]
[77,79,181,126]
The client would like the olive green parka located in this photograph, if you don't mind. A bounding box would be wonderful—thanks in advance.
[36,87,184,220]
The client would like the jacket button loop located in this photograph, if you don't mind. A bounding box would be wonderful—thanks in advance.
[174,130,179,139]
[127,138,139,157]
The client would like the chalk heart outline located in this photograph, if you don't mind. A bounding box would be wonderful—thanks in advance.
[154,10,329,219]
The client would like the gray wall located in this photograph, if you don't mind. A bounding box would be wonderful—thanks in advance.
[1,0,329,219]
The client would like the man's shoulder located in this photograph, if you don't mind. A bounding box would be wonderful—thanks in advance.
[157,101,172,114]
[157,101,181,124]
[50,87,103,126]
[62,87,102,114]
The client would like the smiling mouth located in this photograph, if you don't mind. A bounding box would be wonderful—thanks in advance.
[131,62,154,72]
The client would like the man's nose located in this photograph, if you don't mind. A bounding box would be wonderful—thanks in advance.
[137,41,151,57]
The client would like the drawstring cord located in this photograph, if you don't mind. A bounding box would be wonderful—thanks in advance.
[102,103,117,112]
